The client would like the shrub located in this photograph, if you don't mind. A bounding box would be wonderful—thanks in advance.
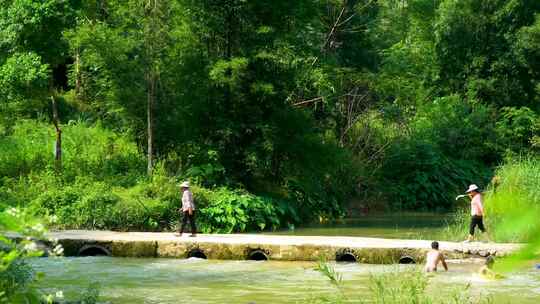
[0,120,342,231]
[281,133,357,220]
[382,139,489,210]
[495,107,539,154]
[197,187,283,233]
[30,178,119,230]
[0,120,144,186]
[484,157,540,243]
[379,96,495,211]
[23,170,297,233]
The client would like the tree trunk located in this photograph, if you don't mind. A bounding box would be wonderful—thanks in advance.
[51,96,62,173]
[75,48,82,99]
[226,8,232,59]
[98,0,109,21]
[147,72,155,175]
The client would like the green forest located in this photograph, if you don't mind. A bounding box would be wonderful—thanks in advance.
[1,0,540,233]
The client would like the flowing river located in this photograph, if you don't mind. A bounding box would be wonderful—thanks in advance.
[30,214,540,303]
[32,257,540,304]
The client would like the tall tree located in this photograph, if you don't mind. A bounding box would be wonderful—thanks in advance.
[142,0,172,175]
[434,0,540,107]
[0,0,78,116]
[65,1,178,175]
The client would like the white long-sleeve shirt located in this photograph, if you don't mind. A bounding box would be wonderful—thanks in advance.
[181,190,195,211]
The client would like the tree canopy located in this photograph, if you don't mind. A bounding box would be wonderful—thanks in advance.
[1,0,539,226]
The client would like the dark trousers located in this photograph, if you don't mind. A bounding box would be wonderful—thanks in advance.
[179,210,197,234]
[469,215,486,235]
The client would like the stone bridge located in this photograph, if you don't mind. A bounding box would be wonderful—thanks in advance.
[43,230,521,264]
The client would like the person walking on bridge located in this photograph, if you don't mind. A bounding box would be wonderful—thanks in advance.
[464,184,486,243]
[177,181,197,237]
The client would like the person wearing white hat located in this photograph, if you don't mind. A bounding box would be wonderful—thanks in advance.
[464,184,486,243]
[177,181,197,237]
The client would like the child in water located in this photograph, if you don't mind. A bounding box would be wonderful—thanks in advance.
[478,256,504,280]
[424,241,448,272]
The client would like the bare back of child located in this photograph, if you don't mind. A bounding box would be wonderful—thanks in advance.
[424,241,448,272]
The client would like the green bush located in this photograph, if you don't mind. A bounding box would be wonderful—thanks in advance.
[0,121,51,178]
[22,170,297,233]
[30,178,119,230]
[197,187,283,233]
[495,107,540,154]
[0,119,346,231]
[25,174,169,231]
[379,96,494,210]
[280,132,357,220]
[382,140,489,210]
[0,120,144,186]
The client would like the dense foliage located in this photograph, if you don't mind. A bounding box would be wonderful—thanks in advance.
[1,0,539,231]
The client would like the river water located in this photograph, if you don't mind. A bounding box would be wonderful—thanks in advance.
[265,213,452,239]
[30,214,540,303]
[32,257,540,304]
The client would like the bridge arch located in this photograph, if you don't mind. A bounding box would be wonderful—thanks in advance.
[187,248,207,259]
[336,251,357,262]
[247,249,269,261]
[398,255,416,264]
[78,245,111,257]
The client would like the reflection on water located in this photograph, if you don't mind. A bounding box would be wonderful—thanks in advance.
[31,257,540,304]
[265,213,453,239]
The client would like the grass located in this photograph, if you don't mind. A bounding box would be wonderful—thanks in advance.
[315,257,343,288]
[367,267,495,304]
[414,157,540,244]
[484,157,540,243]
[482,157,540,271]
[309,260,494,304]
[418,208,471,242]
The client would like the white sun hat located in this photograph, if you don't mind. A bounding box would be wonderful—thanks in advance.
[466,184,479,193]
[180,181,190,188]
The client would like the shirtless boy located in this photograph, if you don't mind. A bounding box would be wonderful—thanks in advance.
[425,241,448,272]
